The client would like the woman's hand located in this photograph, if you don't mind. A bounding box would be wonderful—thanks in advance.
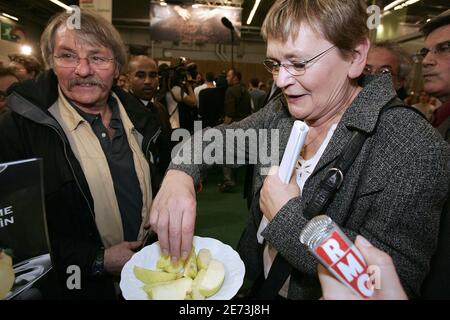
[260,166,300,222]
[146,170,197,261]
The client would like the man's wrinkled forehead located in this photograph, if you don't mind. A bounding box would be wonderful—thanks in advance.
[54,25,108,52]
[425,24,450,46]
[367,48,399,69]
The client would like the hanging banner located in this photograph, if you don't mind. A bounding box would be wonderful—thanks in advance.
[149,3,242,44]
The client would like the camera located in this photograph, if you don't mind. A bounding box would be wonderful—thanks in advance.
[173,58,198,85]
[156,57,199,104]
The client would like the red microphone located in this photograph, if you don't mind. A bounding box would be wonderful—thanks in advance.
[300,215,374,298]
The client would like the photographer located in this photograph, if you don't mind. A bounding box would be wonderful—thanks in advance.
[163,60,198,132]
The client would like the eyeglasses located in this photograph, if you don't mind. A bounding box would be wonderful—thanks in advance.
[418,41,450,59]
[363,65,394,76]
[263,45,336,76]
[53,53,115,70]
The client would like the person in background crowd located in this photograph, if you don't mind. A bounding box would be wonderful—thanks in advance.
[198,74,227,128]
[0,67,18,113]
[364,41,412,100]
[8,53,42,81]
[0,9,164,299]
[420,9,450,143]
[413,91,436,122]
[116,73,129,91]
[127,55,172,192]
[196,72,204,86]
[147,0,449,300]
[194,71,215,106]
[248,77,266,112]
[165,65,197,131]
[219,68,252,192]
[258,81,267,92]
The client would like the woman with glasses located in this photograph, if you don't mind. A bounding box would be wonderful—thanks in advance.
[148,0,449,299]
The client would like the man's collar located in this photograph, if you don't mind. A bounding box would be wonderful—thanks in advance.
[59,88,121,130]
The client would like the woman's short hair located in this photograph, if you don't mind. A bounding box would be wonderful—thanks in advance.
[262,0,369,56]
[8,54,42,76]
[40,9,127,69]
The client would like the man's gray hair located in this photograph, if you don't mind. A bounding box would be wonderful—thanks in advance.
[372,41,413,81]
[40,9,127,69]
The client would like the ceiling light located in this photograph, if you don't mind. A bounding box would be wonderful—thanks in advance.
[49,0,74,12]
[392,0,422,11]
[21,45,33,55]
[246,0,261,25]
[1,13,19,21]
[384,0,407,11]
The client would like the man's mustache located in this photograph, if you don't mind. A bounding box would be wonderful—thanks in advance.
[68,77,106,90]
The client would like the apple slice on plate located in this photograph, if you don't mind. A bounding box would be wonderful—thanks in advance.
[120,236,245,300]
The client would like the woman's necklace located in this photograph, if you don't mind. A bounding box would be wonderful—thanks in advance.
[300,128,329,159]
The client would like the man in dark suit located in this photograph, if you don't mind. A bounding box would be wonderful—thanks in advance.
[128,56,171,137]
[198,74,227,128]
[128,55,172,193]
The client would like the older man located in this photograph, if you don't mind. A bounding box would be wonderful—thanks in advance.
[0,10,163,299]
[420,9,450,143]
[364,41,412,100]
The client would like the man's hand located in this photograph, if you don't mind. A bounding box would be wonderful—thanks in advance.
[147,170,197,262]
[318,236,408,300]
[260,166,300,222]
[104,241,142,275]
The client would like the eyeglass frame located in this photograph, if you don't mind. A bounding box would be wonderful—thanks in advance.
[53,53,116,70]
[263,45,337,76]
[418,40,450,60]
[363,65,395,76]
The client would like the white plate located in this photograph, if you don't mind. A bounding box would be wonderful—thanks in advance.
[120,236,245,300]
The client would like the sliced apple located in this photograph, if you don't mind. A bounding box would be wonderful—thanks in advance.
[191,287,206,300]
[196,248,212,270]
[150,278,193,300]
[164,260,185,273]
[133,266,177,284]
[183,247,198,279]
[156,255,170,270]
[0,250,15,300]
[196,259,225,298]
[142,280,174,299]
[191,269,206,300]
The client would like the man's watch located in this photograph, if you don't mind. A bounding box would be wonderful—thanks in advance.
[92,247,106,276]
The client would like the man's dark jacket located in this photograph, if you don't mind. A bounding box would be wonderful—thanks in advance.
[198,87,226,127]
[0,70,168,299]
